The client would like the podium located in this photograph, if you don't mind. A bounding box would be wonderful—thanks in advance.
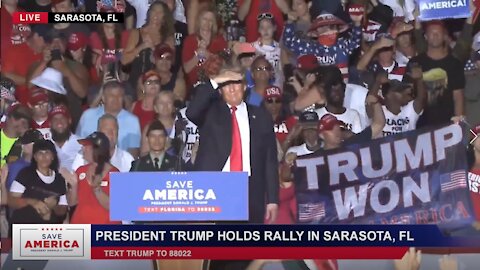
[110,172,250,270]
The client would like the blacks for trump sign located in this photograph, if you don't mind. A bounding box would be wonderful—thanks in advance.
[294,124,475,231]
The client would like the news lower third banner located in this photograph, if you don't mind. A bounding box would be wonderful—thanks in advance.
[418,0,470,21]
[11,224,480,260]
[294,124,475,231]
[109,172,249,221]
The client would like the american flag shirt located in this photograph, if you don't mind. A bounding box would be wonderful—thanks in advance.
[283,23,362,82]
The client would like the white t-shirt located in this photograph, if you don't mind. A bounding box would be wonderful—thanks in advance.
[380,0,415,21]
[344,83,370,129]
[252,41,284,87]
[315,107,363,134]
[10,170,68,206]
[286,144,313,157]
[71,147,134,172]
[53,134,82,172]
[127,0,186,28]
[382,101,422,137]
[169,107,199,162]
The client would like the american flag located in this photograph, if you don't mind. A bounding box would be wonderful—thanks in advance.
[440,170,467,192]
[299,203,325,222]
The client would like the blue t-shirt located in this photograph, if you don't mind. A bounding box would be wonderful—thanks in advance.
[245,88,263,107]
[7,159,30,190]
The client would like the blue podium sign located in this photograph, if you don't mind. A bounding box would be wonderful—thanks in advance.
[110,172,249,221]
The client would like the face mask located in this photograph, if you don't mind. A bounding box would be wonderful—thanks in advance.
[317,32,338,47]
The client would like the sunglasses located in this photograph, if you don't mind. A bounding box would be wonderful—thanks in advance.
[254,66,272,72]
[266,98,282,104]
[145,79,160,85]
[257,13,273,21]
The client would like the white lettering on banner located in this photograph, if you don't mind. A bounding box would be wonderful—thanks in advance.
[360,143,393,178]
[274,122,289,134]
[420,0,467,11]
[333,172,431,220]
[297,124,462,189]
[469,172,480,193]
[143,189,216,201]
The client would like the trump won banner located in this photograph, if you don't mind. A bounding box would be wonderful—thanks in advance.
[110,172,249,221]
[418,0,471,21]
[294,124,475,231]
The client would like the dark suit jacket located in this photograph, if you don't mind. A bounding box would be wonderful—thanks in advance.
[186,82,279,223]
[130,152,177,172]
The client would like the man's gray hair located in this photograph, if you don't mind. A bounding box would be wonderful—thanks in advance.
[102,80,125,94]
[97,113,119,130]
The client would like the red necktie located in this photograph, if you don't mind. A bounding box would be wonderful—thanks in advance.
[230,106,243,171]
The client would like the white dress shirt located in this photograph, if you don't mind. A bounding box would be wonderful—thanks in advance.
[53,134,82,172]
[222,102,251,176]
[71,147,134,173]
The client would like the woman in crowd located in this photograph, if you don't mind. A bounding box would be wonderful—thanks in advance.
[246,56,275,106]
[90,22,130,82]
[182,8,227,88]
[8,139,68,225]
[122,1,175,91]
[262,85,295,145]
[140,91,176,156]
[253,13,284,87]
[131,70,161,131]
[66,32,96,85]
[68,131,120,224]
[153,44,186,101]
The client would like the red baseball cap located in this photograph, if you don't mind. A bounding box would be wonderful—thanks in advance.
[264,85,282,99]
[154,44,174,61]
[49,105,70,119]
[67,32,88,51]
[142,70,160,84]
[318,114,343,132]
[297,54,319,72]
[309,13,347,33]
[28,89,49,106]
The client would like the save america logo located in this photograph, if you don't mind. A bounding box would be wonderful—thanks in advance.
[12,224,91,260]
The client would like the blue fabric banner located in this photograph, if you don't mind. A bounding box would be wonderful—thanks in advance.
[294,124,475,231]
[418,0,470,21]
[110,172,249,221]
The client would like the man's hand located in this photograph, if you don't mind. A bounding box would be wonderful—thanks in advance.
[391,22,414,38]
[394,247,422,270]
[439,255,458,270]
[212,70,243,85]
[284,152,297,167]
[59,167,77,187]
[450,116,465,124]
[264,203,278,224]
[373,37,395,50]
[287,11,298,22]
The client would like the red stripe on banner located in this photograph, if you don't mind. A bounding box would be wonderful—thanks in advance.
[91,247,408,260]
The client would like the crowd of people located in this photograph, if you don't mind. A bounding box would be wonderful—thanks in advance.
[1,0,480,269]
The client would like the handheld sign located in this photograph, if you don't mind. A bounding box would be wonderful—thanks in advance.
[110,172,249,221]
[418,0,470,21]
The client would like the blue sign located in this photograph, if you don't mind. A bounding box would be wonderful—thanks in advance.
[294,124,476,231]
[110,172,249,221]
[418,0,470,21]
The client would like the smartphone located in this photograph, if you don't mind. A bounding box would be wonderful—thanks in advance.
[51,49,62,61]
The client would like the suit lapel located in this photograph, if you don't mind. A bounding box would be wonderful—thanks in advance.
[217,102,232,161]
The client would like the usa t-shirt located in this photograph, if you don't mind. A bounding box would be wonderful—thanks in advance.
[315,107,363,134]
[382,101,421,137]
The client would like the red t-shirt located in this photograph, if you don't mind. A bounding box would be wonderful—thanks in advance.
[1,7,30,54]
[2,43,42,104]
[469,168,480,221]
[71,164,121,225]
[89,30,130,64]
[182,34,227,87]
[238,0,285,42]
[132,100,155,131]
[275,116,297,144]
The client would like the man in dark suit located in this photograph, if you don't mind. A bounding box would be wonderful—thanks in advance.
[130,120,176,172]
[186,69,279,224]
